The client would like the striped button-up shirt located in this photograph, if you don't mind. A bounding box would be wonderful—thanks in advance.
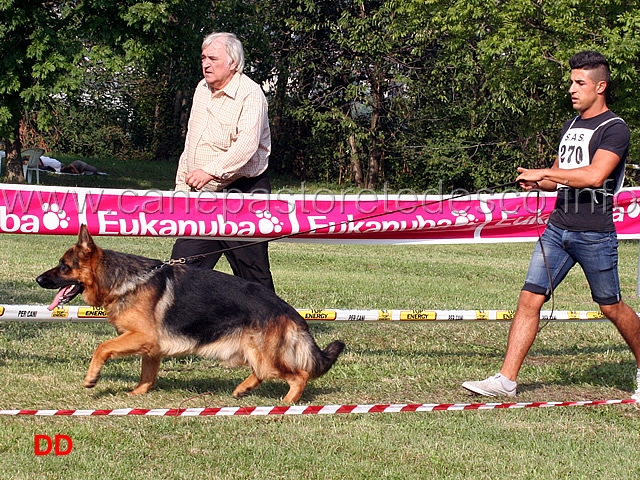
[175,72,271,192]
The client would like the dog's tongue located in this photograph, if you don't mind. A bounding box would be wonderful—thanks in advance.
[47,286,74,311]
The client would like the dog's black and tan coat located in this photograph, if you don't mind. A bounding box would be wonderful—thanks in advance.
[36,225,344,403]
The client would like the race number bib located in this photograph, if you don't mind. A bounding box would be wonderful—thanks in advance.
[557,117,621,190]
[559,128,594,170]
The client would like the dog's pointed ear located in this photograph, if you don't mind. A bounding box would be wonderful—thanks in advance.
[77,224,97,252]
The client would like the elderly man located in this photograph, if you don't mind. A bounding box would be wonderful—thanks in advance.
[171,32,274,291]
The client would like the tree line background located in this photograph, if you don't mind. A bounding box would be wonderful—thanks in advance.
[1,0,639,191]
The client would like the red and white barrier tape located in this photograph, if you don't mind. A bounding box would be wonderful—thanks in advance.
[1,399,636,417]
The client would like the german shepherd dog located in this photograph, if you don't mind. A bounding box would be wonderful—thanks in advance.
[36,225,345,403]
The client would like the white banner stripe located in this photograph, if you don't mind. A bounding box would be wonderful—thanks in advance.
[284,405,308,415]
[414,405,437,412]
[0,305,615,323]
[383,404,408,413]
[182,408,207,416]
[215,407,241,416]
[109,408,133,416]
[445,405,467,411]
[318,405,342,414]
[250,406,276,416]
[352,405,377,413]
[145,409,171,416]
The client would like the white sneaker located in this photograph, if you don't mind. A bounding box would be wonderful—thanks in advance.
[633,369,640,401]
[462,374,517,397]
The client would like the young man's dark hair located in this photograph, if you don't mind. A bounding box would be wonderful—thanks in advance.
[569,50,611,88]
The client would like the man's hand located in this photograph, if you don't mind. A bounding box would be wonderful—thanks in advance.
[516,167,542,191]
[185,169,217,190]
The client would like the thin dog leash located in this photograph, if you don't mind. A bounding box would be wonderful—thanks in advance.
[165,178,556,327]
[534,187,555,332]
[166,180,521,265]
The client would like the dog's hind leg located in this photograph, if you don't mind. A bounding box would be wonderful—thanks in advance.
[128,355,162,395]
[232,371,262,399]
[84,331,158,391]
[281,370,310,404]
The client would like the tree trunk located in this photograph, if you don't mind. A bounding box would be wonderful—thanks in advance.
[366,137,382,190]
[365,64,384,190]
[269,63,289,170]
[172,88,190,156]
[348,134,364,187]
[3,129,24,183]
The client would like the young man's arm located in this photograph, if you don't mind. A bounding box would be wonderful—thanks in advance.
[517,149,620,191]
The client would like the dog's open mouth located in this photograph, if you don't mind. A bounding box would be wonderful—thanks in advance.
[47,284,83,311]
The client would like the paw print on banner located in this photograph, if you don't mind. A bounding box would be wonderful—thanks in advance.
[42,203,70,230]
[452,210,477,226]
[626,198,640,219]
[256,210,283,235]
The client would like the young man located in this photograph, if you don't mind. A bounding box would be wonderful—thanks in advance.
[462,51,640,399]
[172,32,274,291]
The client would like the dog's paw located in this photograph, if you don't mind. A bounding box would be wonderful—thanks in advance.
[83,378,98,389]
[127,384,153,395]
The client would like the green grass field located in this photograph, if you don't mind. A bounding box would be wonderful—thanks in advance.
[1,156,640,479]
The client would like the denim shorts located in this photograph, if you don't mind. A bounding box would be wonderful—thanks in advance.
[523,223,621,305]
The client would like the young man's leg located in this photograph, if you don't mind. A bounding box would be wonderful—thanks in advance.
[462,224,571,397]
[600,300,640,399]
[600,300,640,365]
[500,290,547,381]
[461,290,545,397]
[571,229,640,398]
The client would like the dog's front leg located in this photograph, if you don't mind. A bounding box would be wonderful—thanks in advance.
[84,331,158,391]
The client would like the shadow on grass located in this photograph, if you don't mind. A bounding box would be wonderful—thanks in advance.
[554,361,637,390]
[81,357,336,403]
[0,351,89,365]
[347,345,504,360]
[86,376,241,399]
[89,377,336,403]
[347,340,633,362]
[530,343,630,358]
[510,362,637,398]
[0,280,52,306]
[0,321,112,340]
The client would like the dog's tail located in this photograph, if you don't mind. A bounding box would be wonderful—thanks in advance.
[309,340,345,379]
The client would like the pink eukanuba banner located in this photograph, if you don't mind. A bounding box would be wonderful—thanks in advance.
[2,185,640,244]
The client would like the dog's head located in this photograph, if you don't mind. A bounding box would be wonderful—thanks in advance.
[36,224,99,311]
